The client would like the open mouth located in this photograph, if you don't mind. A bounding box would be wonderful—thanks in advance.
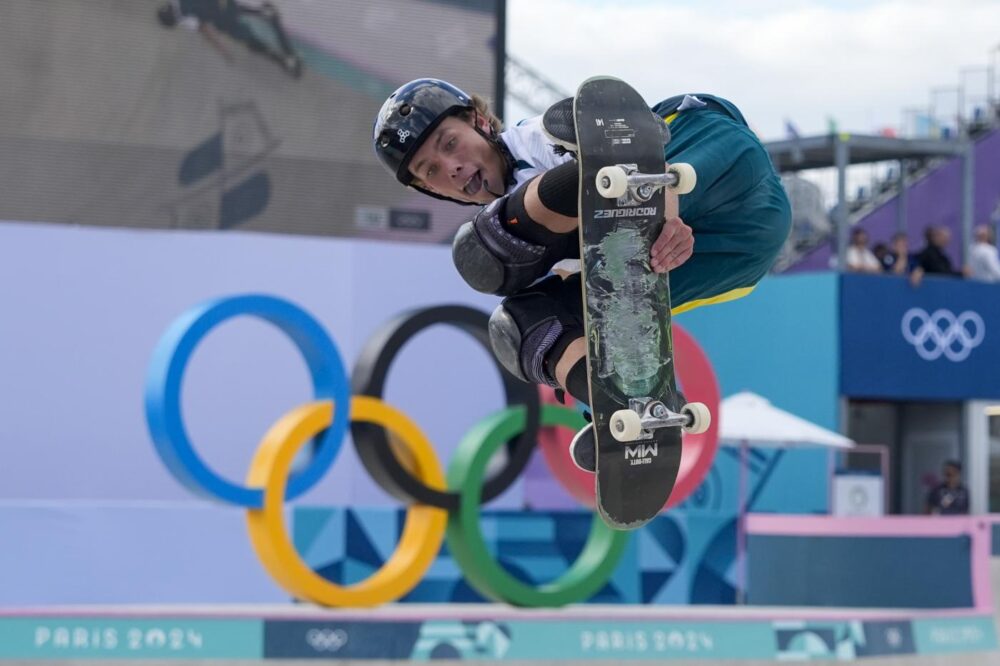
[463,170,482,197]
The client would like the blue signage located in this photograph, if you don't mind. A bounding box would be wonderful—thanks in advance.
[912,616,999,655]
[0,614,994,660]
[264,621,421,659]
[0,618,262,659]
[841,274,1000,400]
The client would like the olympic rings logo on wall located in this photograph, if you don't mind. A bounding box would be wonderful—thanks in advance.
[901,307,985,362]
[144,295,720,608]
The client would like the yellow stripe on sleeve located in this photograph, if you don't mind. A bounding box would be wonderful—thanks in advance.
[672,285,756,316]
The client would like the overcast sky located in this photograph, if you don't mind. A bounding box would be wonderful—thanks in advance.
[505,0,1000,141]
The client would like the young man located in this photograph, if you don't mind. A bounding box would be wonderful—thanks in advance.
[373,78,791,471]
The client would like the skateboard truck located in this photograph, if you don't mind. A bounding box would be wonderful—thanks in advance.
[596,163,697,201]
[609,397,711,442]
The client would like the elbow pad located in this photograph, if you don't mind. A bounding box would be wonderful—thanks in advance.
[452,191,575,296]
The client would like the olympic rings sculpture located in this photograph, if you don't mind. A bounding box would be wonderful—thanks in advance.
[144,295,719,608]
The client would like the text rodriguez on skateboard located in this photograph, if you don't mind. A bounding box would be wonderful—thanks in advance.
[372,77,791,475]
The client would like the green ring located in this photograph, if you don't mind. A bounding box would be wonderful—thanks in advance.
[446,404,630,607]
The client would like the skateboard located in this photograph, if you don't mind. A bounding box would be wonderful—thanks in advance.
[573,76,710,529]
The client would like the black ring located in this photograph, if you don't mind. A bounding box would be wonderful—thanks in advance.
[350,305,541,510]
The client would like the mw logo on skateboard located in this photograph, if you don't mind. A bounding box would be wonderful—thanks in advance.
[625,443,658,465]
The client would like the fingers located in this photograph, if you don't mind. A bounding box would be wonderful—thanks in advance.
[651,235,694,272]
[651,218,678,256]
[650,216,694,273]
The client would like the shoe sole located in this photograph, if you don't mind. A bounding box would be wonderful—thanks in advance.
[542,98,579,152]
[569,429,596,474]
[543,100,672,153]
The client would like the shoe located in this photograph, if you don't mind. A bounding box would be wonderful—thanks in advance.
[541,96,673,153]
[569,423,596,473]
[542,97,578,153]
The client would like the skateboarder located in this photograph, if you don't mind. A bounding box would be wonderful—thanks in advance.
[156,0,302,78]
[373,79,791,471]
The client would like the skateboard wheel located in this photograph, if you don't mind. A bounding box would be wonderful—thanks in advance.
[668,163,697,195]
[610,409,643,442]
[596,166,628,199]
[682,402,711,435]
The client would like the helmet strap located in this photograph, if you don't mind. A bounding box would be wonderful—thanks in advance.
[471,109,517,196]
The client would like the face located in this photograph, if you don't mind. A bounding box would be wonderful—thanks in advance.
[934,228,951,247]
[943,464,961,484]
[852,231,868,247]
[407,115,506,204]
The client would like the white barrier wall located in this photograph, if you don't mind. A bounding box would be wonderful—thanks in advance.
[0,220,515,506]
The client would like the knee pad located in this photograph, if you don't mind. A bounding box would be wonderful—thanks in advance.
[451,184,577,296]
[488,275,584,386]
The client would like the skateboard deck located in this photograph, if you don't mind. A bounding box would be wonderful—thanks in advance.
[573,76,696,530]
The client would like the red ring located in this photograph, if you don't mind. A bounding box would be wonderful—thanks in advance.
[538,323,720,510]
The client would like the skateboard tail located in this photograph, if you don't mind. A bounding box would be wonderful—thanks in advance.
[597,472,673,531]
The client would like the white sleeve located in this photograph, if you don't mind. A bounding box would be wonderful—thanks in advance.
[179,15,201,31]
[845,247,861,269]
[985,247,1000,280]
[500,116,574,189]
[863,249,881,271]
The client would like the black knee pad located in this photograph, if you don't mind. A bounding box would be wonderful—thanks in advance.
[488,275,584,386]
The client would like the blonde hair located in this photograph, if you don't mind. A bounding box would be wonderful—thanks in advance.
[467,94,504,135]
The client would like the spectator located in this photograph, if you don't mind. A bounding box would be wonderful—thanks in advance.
[872,242,891,269]
[845,228,881,273]
[967,224,1000,283]
[888,232,910,275]
[925,460,969,515]
[910,225,965,286]
[874,232,909,275]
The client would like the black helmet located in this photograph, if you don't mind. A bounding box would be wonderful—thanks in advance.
[373,78,474,187]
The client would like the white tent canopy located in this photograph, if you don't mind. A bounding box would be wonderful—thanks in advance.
[719,391,855,449]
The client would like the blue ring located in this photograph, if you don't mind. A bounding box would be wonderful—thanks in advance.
[144,295,350,507]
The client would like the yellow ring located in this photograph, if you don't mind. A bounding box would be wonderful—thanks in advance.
[245,397,447,607]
